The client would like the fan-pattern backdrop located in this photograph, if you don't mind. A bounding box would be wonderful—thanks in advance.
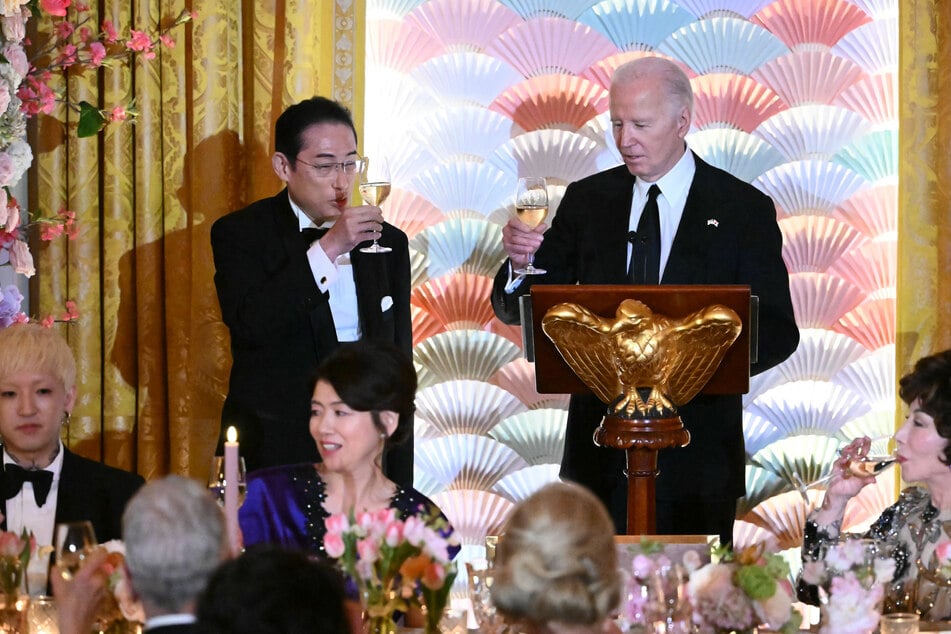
[362,0,899,560]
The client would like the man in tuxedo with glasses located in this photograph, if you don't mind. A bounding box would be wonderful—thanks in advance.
[491,56,799,544]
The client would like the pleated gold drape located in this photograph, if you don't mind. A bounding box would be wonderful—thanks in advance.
[898,1,951,376]
[28,0,362,480]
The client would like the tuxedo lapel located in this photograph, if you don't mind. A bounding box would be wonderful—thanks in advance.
[662,155,716,284]
[600,167,637,281]
[350,247,389,341]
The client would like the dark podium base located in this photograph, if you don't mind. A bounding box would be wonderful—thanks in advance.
[593,415,691,535]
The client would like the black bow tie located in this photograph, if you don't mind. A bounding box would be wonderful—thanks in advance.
[3,464,54,507]
[301,227,329,248]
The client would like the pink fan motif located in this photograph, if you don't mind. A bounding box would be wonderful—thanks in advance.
[842,476,894,533]
[490,358,571,410]
[490,129,604,186]
[432,489,513,546]
[410,51,522,107]
[691,73,785,132]
[746,380,869,437]
[487,16,617,77]
[673,0,775,20]
[487,318,523,348]
[755,104,870,161]
[739,463,788,517]
[751,0,872,49]
[752,49,865,108]
[834,72,897,125]
[740,490,809,550]
[833,296,895,351]
[779,214,867,274]
[833,184,896,238]
[688,128,784,182]
[500,0,597,20]
[831,346,894,406]
[657,17,789,75]
[580,51,666,91]
[366,17,444,72]
[412,105,513,161]
[576,0,694,51]
[832,19,897,74]
[754,159,868,216]
[410,218,506,279]
[408,162,511,218]
[412,306,445,346]
[489,75,608,132]
[788,272,864,329]
[407,0,521,53]
[828,240,896,294]
[369,0,429,20]
[772,328,867,385]
[411,273,497,331]
[750,434,845,496]
[415,381,526,438]
[383,189,444,239]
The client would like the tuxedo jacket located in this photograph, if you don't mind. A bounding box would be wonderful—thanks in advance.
[0,448,144,543]
[211,189,413,479]
[144,622,195,633]
[491,155,799,506]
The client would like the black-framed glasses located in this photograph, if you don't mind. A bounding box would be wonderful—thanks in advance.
[295,156,365,178]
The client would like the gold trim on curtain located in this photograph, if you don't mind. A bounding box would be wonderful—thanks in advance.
[29,0,360,480]
[897,1,951,374]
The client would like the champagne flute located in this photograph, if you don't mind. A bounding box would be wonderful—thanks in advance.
[792,435,896,502]
[513,177,548,275]
[207,455,247,506]
[467,559,503,634]
[53,521,97,580]
[359,156,392,254]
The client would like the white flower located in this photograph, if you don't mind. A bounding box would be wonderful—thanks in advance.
[0,138,31,187]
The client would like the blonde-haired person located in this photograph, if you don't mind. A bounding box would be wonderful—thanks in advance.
[0,323,143,592]
[491,482,623,634]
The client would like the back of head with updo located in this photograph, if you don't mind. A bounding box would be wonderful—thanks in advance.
[491,482,621,628]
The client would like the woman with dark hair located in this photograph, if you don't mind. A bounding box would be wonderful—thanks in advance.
[800,349,951,619]
[238,340,453,557]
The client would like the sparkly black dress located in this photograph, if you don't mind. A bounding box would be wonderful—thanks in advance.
[799,486,951,620]
[239,463,457,560]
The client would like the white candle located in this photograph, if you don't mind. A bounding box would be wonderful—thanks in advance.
[224,425,240,554]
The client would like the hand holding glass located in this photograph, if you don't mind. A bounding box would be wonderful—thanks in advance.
[359,156,391,254]
[793,435,896,502]
[513,177,548,276]
[54,521,97,580]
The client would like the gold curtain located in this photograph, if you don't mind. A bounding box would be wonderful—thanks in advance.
[28,0,362,480]
[898,1,951,376]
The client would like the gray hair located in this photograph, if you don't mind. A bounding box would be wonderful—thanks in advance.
[612,56,694,118]
[122,475,227,613]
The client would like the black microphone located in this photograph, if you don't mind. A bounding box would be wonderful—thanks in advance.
[627,231,638,244]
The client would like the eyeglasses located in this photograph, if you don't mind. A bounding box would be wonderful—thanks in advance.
[294,156,365,178]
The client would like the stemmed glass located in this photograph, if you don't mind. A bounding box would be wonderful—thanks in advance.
[207,455,247,506]
[359,156,392,254]
[513,177,549,275]
[53,521,97,580]
[792,435,897,502]
[467,559,505,634]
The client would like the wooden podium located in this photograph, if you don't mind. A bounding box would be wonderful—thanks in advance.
[528,285,752,535]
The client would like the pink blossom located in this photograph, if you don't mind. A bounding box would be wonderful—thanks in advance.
[55,43,78,65]
[631,554,656,580]
[2,43,28,78]
[159,33,175,48]
[355,511,374,531]
[101,19,118,43]
[74,1,89,10]
[373,508,396,525]
[39,0,71,17]
[41,223,64,241]
[109,104,128,121]
[0,197,15,232]
[384,522,402,548]
[325,513,349,536]
[936,540,951,564]
[9,239,33,277]
[54,19,74,40]
[356,538,379,563]
[126,29,152,52]
[88,41,106,67]
[40,315,55,328]
[0,531,25,557]
[324,533,345,558]
[821,574,883,634]
[1,12,26,43]
[77,26,91,42]
[402,515,427,546]
[60,300,79,322]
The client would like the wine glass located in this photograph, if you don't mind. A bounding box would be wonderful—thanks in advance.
[207,455,247,506]
[792,435,896,502]
[358,156,391,254]
[466,559,504,634]
[53,521,97,580]
[513,177,549,275]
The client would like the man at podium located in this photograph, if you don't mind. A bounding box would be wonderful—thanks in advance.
[490,56,799,544]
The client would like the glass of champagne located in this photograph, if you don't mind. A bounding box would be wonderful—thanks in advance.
[207,455,247,506]
[53,521,97,580]
[793,435,896,502]
[513,176,548,275]
[358,156,391,254]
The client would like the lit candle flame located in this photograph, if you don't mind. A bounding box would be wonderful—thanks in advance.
[226,426,237,443]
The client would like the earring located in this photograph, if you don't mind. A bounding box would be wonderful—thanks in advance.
[380,432,387,440]
[62,411,70,427]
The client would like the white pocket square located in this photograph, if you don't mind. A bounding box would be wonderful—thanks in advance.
[381,296,393,312]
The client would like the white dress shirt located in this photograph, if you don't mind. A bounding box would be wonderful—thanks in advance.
[290,198,361,342]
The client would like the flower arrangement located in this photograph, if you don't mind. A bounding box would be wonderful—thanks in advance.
[0,529,34,601]
[96,540,145,631]
[324,508,458,634]
[800,538,896,634]
[686,543,802,634]
[0,0,193,324]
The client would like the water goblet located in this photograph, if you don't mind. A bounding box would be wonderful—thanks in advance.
[359,156,392,254]
[467,558,503,634]
[512,176,549,275]
[53,521,97,580]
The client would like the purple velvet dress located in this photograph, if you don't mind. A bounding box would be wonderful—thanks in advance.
[239,463,458,560]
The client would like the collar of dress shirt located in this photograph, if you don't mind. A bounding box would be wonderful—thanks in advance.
[289,196,334,231]
[145,613,197,629]
[635,145,696,213]
[3,440,65,479]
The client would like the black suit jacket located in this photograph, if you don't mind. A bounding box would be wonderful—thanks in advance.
[211,189,413,480]
[491,155,799,515]
[0,448,144,543]
[144,622,196,633]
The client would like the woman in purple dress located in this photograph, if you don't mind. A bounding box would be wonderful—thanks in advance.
[238,340,456,560]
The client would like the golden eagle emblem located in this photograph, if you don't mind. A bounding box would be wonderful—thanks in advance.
[541,299,742,418]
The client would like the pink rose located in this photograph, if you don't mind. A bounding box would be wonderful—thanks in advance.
[109,104,128,121]
[325,513,349,536]
[937,541,951,564]
[3,44,28,78]
[324,533,345,559]
[39,0,71,17]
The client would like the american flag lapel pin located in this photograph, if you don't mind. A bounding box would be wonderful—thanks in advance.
[707,218,719,227]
